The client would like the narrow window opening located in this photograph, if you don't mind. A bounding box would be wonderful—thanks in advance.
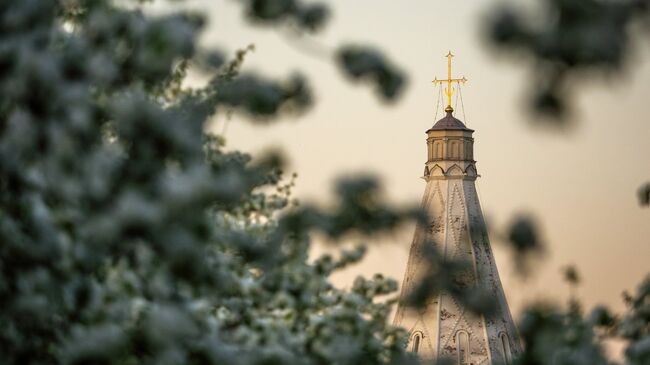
[413,334,421,353]
[500,333,512,365]
[457,331,469,365]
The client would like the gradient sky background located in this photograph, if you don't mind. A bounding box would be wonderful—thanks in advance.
[157,0,650,317]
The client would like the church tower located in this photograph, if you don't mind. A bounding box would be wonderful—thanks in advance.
[393,53,521,364]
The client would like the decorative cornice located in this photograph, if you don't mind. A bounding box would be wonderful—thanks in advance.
[423,163,479,181]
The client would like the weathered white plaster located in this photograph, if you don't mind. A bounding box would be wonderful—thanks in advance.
[393,116,521,364]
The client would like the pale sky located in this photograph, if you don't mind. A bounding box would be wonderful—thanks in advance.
[159,0,650,317]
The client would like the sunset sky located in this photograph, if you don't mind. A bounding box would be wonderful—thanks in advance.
[162,0,650,316]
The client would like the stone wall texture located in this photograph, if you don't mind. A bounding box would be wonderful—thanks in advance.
[393,124,521,364]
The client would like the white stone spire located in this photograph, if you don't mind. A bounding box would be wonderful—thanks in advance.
[393,109,522,364]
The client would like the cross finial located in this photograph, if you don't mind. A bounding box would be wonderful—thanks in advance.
[433,51,467,113]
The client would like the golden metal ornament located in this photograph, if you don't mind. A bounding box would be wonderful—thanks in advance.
[432,51,467,113]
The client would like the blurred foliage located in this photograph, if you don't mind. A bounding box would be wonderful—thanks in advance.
[484,1,650,360]
[0,1,648,365]
[0,0,414,364]
[563,265,581,287]
[337,46,407,101]
[637,183,650,207]
[486,0,650,122]
[239,0,330,32]
[493,214,547,278]
[404,243,498,317]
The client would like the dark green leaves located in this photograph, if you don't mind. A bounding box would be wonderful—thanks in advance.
[215,73,312,119]
[485,0,647,121]
[638,182,650,207]
[241,0,330,32]
[504,214,546,277]
[337,46,407,101]
[403,244,497,317]
[562,265,581,286]
[278,175,422,240]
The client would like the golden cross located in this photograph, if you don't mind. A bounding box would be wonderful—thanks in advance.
[432,51,467,113]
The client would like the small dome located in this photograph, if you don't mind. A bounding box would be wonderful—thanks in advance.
[428,111,473,132]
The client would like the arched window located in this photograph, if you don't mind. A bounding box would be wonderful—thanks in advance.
[500,332,512,365]
[457,331,469,365]
[409,331,424,353]
[413,334,421,353]
[450,141,458,159]
[410,332,423,353]
[435,141,442,159]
